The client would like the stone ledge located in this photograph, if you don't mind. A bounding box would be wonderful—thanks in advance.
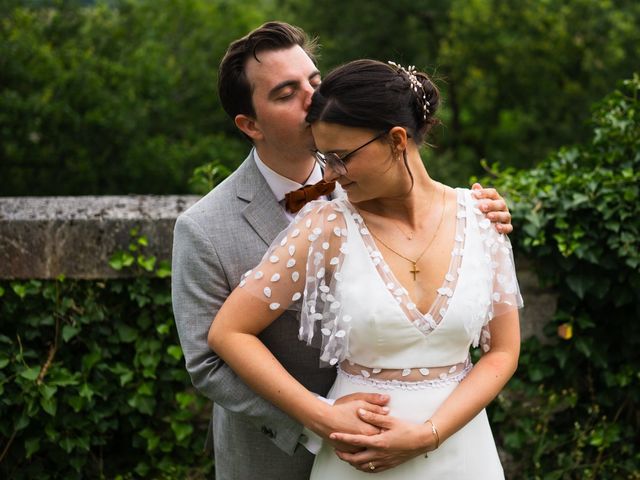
[0,195,556,339]
[0,196,200,279]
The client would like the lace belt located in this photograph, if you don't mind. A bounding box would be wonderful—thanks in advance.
[337,358,473,390]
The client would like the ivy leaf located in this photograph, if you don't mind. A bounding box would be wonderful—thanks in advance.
[128,394,155,415]
[60,436,74,453]
[40,384,57,400]
[15,413,30,431]
[62,324,81,342]
[171,421,193,442]
[135,461,151,477]
[117,323,138,343]
[156,323,170,335]
[11,282,27,299]
[167,345,183,361]
[25,437,40,459]
[20,366,40,381]
[40,396,57,416]
[109,252,135,271]
[79,383,95,401]
[155,260,171,278]
[140,427,160,451]
[175,392,195,409]
[565,275,595,299]
[137,255,156,272]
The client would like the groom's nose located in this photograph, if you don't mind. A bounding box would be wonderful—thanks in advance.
[302,83,315,112]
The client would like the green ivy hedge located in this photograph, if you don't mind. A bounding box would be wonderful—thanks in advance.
[485,75,640,479]
[0,238,211,479]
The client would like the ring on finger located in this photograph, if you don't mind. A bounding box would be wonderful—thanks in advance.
[368,461,376,471]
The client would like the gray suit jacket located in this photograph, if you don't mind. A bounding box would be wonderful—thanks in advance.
[172,151,336,479]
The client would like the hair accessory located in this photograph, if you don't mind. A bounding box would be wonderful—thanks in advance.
[388,61,429,121]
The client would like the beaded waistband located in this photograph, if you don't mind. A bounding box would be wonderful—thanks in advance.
[336,361,473,390]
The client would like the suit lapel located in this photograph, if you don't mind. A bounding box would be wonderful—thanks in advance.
[236,152,290,246]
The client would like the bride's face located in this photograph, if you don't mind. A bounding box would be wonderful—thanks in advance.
[311,122,409,203]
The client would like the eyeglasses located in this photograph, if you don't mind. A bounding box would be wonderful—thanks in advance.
[312,131,387,176]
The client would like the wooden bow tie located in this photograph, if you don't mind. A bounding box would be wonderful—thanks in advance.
[284,180,336,213]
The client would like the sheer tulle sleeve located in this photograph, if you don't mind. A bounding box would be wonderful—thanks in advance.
[237,199,352,366]
[474,205,524,352]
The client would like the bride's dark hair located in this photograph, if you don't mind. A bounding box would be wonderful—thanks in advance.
[305,59,440,145]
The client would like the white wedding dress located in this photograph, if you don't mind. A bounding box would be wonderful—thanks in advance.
[239,188,522,479]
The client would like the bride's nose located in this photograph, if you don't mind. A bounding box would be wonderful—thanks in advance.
[323,164,340,183]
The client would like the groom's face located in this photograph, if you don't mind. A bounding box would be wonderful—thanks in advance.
[244,45,321,158]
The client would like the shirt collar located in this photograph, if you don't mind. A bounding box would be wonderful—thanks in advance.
[253,148,324,202]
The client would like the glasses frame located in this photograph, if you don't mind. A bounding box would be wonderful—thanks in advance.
[313,131,388,176]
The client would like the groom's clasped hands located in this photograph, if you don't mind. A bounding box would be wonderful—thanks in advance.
[309,391,423,472]
[318,394,431,473]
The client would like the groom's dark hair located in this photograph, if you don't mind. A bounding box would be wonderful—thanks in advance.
[218,21,318,121]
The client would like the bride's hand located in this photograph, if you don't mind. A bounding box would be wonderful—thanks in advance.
[330,409,436,473]
[312,393,390,453]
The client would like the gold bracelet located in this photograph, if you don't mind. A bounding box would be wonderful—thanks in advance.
[424,419,440,458]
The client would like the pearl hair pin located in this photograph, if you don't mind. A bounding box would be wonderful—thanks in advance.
[388,61,430,121]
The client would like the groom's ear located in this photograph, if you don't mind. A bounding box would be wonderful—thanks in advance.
[235,114,264,142]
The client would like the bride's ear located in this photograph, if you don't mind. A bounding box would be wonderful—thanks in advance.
[389,126,408,154]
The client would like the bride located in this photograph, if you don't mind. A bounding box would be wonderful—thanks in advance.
[208,59,522,478]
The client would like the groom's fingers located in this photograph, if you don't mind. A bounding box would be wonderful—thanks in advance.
[357,409,393,429]
[358,402,390,416]
[330,431,384,448]
[336,392,389,406]
[471,183,499,200]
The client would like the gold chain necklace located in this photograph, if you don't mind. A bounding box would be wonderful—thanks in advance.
[367,185,447,281]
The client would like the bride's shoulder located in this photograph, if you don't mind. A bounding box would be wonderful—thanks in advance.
[292,198,353,226]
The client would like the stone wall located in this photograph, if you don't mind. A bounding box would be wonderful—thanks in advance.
[0,196,199,279]
[0,196,554,337]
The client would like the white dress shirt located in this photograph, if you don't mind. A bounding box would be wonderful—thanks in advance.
[254,149,325,222]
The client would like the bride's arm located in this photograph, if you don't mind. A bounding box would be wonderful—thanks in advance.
[422,309,520,440]
[208,289,388,443]
[330,310,520,473]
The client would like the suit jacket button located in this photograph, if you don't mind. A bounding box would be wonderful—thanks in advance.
[261,426,275,438]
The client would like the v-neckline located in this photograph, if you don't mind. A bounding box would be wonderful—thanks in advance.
[342,189,468,336]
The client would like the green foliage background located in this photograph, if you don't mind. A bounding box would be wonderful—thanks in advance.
[483,74,640,479]
[2,0,639,478]
[1,77,638,479]
[0,234,212,479]
[2,0,639,194]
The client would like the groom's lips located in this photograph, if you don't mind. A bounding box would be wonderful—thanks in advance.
[341,182,355,189]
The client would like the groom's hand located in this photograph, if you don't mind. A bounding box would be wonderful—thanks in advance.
[317,393,390,453]
[472,183,513,234]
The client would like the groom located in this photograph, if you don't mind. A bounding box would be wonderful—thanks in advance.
[172,21,513,479]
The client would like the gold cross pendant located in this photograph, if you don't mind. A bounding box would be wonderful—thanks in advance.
[410,262,420,281]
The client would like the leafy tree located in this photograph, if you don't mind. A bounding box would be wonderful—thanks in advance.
[485,74,640,478]
[0,0,265,195]
[438,0,640,181]
[283,0,640,186]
